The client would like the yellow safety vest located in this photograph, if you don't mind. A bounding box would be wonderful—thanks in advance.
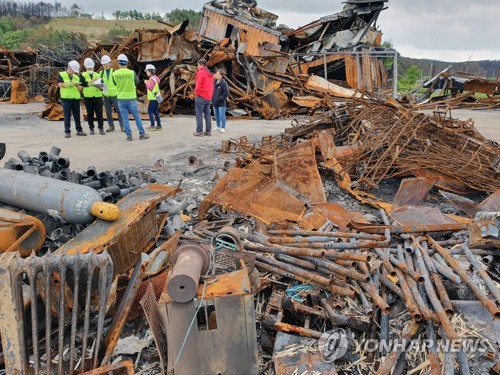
[81,71,102,98]
[147,77,160,101]
[113,68,137,100]
[101,68,118,97]
[59,71,80,100]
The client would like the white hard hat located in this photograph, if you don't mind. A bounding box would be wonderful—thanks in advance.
[117,54,128,63]
[101,55,111,64]
[84,58,95,69]
[145,64,155,71]
[68,60,80,74]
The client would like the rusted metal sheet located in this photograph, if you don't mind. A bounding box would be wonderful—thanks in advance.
[393,177,436,207]
[0,208,46,256]
[275,138,326,206]
[56,184,179,275]
[410,168,472,194]
[102,254,148,366]
[440,189,500,218]
[0,250,113,374]
[389,205,457,226]
[199,168,306,225]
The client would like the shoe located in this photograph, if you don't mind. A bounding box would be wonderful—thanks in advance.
[154,127,163,131]
[126,136,133,141]
[139,134,150,140]
[76,131,87,136]
[120,126,125,133]
[193,132,204,137]
[204,131,212,136]
[90,129,95,135]
[147,125,156,130]
[216,127,221,132]
[106,126,115,132]
[99,129,105,135]
[221,128,226,133]
[64,133,71,138]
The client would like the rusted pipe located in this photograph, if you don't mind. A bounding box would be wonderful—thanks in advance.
[432,254,461,284]
[267,230,385,241]
[394,267,422,321]
[319,298,370,332]
[276,240,389,250]
[380,268,403,299]
[244,243,371,262]
[412,246,458,340]
[374,248,397,277]
[261,317,323,339]
[428,237,500,318]
[403,251,434,321]
[300,256,369,282]
[167,243,210,303]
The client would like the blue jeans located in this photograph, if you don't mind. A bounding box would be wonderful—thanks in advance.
[148,100,162,127]
[213,106,226,129]
[118,99,145,137]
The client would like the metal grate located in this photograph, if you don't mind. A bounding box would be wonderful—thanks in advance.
[0,250,113,374]
[140,282,168,375]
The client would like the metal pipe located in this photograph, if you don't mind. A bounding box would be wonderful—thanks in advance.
[432,255,461,284]
[267,230,385,241]
[167,243,210,303]
[461,244,500,305]
[255,257,355,298]
[244,243,370,262]
[428,237,500,318]
[300,256,369,282]
[17,150,31,163]
[319,298,370,332]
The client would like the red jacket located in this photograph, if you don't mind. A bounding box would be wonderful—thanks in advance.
[194,66,214,101]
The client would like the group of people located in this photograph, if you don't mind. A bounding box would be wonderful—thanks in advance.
[57,54,162,140]
[58,56,229,140]
[193,58,229,136]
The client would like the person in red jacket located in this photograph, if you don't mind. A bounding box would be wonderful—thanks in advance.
[193,59,214,136]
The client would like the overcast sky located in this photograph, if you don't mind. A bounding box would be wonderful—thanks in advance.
[60,0,500,62]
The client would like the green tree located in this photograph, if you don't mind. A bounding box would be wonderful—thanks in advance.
[165,8,201,29]
[381,40,394,69]
[398,65,422,93]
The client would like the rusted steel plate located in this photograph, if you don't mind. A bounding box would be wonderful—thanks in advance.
[410,168,472,194]
[314,202,350,231]
[199,168,306,225]
[441,189,500,218]
[275,138,326,206]
[389,205,457,226]
[0,208,46,256]
[56,184,179,275]
[393,177,436,208]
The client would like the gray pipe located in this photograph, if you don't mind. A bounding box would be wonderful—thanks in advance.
[68,172,83,184]
[17,150,31,163]
[38,152,49,163]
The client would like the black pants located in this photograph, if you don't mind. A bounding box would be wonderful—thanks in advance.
[148,100,162,127]
[195,96,211,133]
[84,97,104,130]
[61,99,82,134]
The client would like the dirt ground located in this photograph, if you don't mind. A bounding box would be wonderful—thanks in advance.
[1,102,498,172]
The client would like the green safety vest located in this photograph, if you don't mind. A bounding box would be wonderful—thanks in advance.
[101,68,118,97]
[113,68,137,100]
[81,71,102,98]
[59,71,80,100]
[147,77,160,101]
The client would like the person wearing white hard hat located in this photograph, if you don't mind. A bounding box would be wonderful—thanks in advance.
[57,60,86,138]
[100,55,124,132]
[80,58,105,135]
[112,54,149,141]
[144,64,162,131]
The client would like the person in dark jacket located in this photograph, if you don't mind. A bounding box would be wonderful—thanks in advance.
[212,69,229,133]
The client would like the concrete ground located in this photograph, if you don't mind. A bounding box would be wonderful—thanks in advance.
[0,102,498,171]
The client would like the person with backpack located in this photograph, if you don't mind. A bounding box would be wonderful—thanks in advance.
[144,64,163,131]
[212,69,229,133]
